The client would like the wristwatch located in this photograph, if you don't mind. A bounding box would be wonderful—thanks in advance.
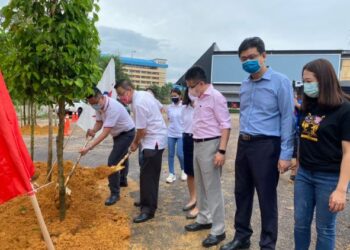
[218,149,226,155]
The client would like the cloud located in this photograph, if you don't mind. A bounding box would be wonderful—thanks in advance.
[97,26,165,56]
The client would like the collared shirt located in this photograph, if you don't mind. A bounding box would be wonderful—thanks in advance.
[95,96,135,137]
[182,104,195,134]
[131,91,167,150]
[167,102,184,138]
[193,84,231,139]
[240,67,295,160]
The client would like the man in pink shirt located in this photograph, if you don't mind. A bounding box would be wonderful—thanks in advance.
[184,66,231,248]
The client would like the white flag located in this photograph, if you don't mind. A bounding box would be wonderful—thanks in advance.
[77,58,116,132]
[76,103,96,132]
[97,58,116,98]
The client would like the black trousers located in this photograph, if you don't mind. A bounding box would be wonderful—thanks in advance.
[107,129,135,196]
[140,147,164,215]
[234,137,281,250]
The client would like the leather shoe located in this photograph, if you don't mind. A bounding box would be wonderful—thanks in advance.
[133,213,154,223]
[220,239,251,250]
[185,222,212,232]
[120,181,128,187]
[104,195,120,206]
[202,233,226,248]
[134,201,141,207]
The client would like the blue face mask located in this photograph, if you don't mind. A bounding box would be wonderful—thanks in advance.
[242,59,261,74]
[303,82,319,98]
[92,103,102,111]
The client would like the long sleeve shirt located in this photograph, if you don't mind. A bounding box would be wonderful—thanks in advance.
[239,67,295,160]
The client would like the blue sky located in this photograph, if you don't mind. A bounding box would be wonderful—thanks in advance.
[1,0,350,82]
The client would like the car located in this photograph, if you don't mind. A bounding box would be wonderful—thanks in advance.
[55,100,85,117]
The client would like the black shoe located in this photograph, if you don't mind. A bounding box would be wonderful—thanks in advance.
[104,195,120,206]
[185,222,212,232]
[120,181,128,187]
[220,239,251,250]
[133,213,154,223]
[134,201,141,207]
[202,233,226,248]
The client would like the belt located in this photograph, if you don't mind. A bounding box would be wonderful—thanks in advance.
[193,136,221,143]
[239,134,279,142]
[183,133,193,137]
[116,128,135,137]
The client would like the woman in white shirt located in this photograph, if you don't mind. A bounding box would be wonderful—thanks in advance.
[166,88,186,183]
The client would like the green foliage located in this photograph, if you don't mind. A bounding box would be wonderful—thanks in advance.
[97,54,129,83]
[146,82,173,104]
[1,0,101,105]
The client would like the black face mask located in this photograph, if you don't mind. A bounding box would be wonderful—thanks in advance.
[171,97,180,104]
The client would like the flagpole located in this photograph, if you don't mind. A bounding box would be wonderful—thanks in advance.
[29,193,55,250]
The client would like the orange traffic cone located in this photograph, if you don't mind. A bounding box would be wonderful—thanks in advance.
[64,114,71,136]
[71,112,77,123]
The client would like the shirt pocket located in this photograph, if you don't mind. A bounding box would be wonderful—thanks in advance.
[254,86,277,113]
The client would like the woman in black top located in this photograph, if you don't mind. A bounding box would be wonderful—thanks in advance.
[294,59,350,250]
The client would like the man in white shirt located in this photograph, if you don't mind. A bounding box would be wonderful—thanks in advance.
[80,87,135,206]
[115,80,167,223]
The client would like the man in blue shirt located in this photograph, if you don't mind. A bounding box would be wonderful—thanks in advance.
[221,37,294,250]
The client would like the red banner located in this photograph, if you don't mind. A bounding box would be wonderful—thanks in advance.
[0,72,35,204]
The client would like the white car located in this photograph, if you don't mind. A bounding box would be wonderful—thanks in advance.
[55,100,85,116]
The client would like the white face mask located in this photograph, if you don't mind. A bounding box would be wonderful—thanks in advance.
[189,87,200,98]
[188,93,198,102]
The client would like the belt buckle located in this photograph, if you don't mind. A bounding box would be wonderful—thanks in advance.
[241,134,251,141]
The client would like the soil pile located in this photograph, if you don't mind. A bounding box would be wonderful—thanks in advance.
[21,125,59,136]
[0,161,131,250]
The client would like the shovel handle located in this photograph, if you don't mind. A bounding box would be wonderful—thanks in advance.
[64,137,92,187]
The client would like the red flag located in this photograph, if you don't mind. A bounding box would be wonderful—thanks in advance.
[0,72,35,204]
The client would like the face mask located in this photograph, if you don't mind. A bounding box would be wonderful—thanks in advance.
[92,103,102,111]
[303,82,319,98]
[119,94,131,105]
[242,59,261,74]
[189,86,200,98]
[171,97,179,104]
[188,93,197,102]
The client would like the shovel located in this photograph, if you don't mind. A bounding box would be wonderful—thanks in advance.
[96,151,132,177]
[63,137,92,195]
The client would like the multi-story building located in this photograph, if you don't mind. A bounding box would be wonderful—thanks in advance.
[120,57,168,89]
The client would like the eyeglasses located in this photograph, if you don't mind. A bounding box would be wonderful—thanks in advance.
[240,54,260,62]
[187,81,201,89]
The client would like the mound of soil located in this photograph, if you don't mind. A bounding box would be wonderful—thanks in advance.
[21,125,59,136]
[0,161,131,250]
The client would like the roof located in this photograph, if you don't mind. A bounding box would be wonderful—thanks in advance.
[214,49,350,56]
[120,57,168,68]
[175,42,220,86]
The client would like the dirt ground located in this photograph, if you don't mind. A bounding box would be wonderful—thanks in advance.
[3,115,349,249]
[0,161,133,250]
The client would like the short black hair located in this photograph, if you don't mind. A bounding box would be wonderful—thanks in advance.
[238,37,265,57]
[114,79,134,90]
[87,87,102,99]
[184,66,207,82]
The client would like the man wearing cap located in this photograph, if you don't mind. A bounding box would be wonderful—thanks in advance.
[115,79,167,223]
[80,87,135,206]
[184,66,231,248]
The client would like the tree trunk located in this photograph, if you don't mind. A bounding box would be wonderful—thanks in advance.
[30,100,35,160]
[47,105,53,182]
[57,97,66,220]
[34,104,37,125]
[23,100,27,125]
